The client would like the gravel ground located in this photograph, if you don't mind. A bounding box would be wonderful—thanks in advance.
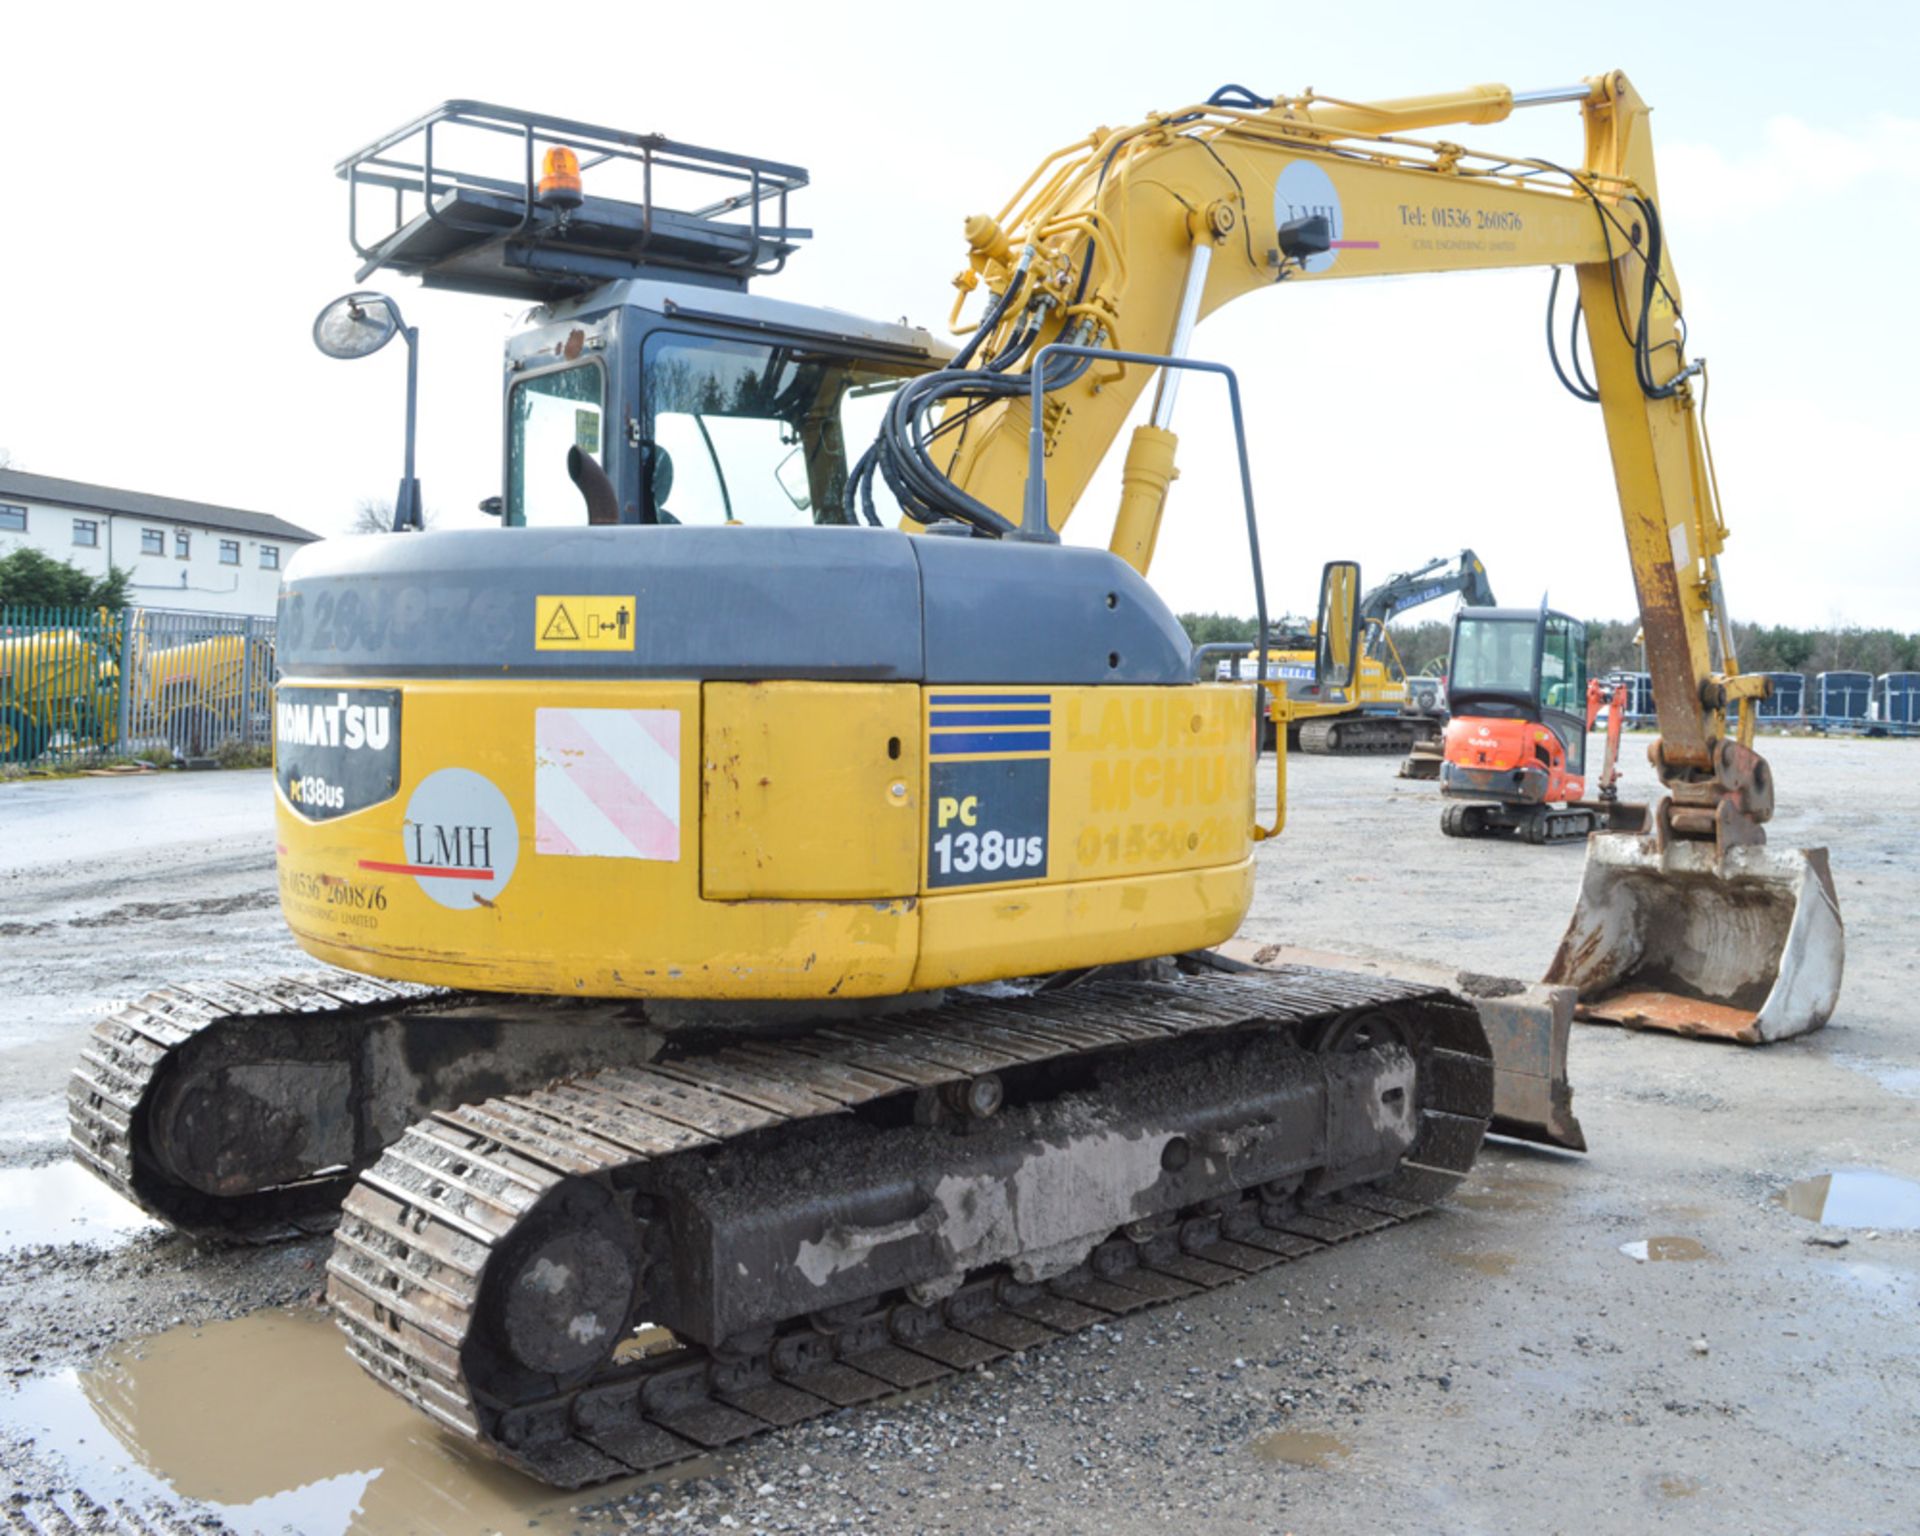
[0,740,1914,1535]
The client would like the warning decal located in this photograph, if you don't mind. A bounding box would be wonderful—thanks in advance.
[536,595,637,652]
[535,708,681,862]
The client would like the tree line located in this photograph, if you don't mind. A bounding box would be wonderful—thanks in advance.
[0,547,129,609]
[1179,612,1920,681]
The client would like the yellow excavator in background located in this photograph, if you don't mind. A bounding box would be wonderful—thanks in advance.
[1224,550,1496,753]
[68,74,1840,1487]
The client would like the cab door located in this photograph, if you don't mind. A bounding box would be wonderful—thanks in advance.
[1539,615,1587,775]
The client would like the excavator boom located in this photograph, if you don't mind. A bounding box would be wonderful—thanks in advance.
[898,72,1841,1041]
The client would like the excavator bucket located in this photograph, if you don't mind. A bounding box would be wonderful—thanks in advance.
[1545,833,1844,1044]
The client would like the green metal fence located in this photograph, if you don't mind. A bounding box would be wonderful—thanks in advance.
[0,605,277,768]
[0,605,123,767]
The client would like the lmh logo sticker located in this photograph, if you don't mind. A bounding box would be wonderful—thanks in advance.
[359,767,521,909]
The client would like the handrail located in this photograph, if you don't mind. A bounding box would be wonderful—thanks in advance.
[338,101,810,290]
[1023,342,1282,841]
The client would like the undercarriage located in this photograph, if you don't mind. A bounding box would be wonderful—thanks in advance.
[67,961,1491,1488]
[1440,799,1607,845]
[1296,713,1441,756]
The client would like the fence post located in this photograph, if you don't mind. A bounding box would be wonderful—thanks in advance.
[118,608,137,751]
[240,625,255,747]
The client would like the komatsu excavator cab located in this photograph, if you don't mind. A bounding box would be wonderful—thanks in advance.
[498,285,940,531]
[338,103,947,534]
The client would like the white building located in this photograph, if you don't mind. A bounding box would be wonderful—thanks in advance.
[0,469,320,617]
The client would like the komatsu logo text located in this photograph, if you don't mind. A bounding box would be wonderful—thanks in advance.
[277,694,393,751]
[275,685,402,824]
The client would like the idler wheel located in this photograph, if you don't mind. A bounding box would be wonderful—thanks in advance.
[488,1181,641,1378]
[1310,1008,1412,1057]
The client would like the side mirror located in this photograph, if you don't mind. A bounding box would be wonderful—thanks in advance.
[478,496,504,518]
[1314,559,1361,691]
[312,292,399,359]
[774,447,812,512]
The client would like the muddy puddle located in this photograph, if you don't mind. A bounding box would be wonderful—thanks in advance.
[1251,1429,1352,1468]
[1776,1169,1920,1230]
[1834,1054,1920,1100]
[1820,1261,1915,1306]
[1619,1236,1710,1263]
[1445,1250,1518,1277]
[1451,1174,1565,1213]
[0,1159,159,1250]
[0,1307,709,1534]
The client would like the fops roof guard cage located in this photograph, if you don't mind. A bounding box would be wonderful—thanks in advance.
[337,101,811,302]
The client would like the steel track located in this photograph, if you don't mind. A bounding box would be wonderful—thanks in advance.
[68,974,456,1244]
[1297,716,1436,756]
[326,966,1492,1489]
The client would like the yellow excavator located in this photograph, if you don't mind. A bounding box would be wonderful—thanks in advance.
[1225,550,1496,753]
[68,76,1841,1487]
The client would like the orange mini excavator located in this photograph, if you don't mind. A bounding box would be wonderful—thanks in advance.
[1437,605,1632,844]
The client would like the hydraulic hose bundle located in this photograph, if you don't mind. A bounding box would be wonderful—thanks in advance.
[843,241,1104,533]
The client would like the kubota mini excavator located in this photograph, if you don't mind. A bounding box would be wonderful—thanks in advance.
[1436,604,1634,842]
[68,75,1841,1488]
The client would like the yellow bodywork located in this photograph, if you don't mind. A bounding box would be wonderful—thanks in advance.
[277,70,1833,1039]
[275,678,1255,999]
[141,633,261,723]
[0,628,117,749]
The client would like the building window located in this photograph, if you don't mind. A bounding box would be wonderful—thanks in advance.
[220,539,240,565]
[73,519,99,548]
[141,528,165,555]
[0,504,25,533]
[260,545,280,570]
[175,529,191,559]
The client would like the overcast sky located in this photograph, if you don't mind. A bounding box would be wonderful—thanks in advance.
[3,1,1914,629]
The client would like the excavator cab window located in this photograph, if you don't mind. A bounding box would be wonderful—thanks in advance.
[1450,615,1537,705]
[642,333,919,527]
[506,361,606,527]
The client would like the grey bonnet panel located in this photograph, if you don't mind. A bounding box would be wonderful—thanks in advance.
[279,525,1193,684]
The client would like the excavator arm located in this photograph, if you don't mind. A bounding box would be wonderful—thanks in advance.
[869,71,1840,1041]
[1362,552,1497,633]
[1357,551,1496,665]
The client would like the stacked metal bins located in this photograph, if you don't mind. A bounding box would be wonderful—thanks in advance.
[1815,670,1873,729]
[1872,672,1920,734]
[1620,670,1656,724]
[1759,671,1806,725]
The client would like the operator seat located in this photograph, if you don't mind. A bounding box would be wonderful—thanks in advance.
[650,445,681,525]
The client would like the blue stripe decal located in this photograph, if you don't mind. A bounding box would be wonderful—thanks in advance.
[930,693,1053,706]
[928,730,1051,756]
[930,708,1052,728]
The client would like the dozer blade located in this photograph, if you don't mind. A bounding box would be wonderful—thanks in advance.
[1544,833,1844,1044]
[1218,941,1585,1151]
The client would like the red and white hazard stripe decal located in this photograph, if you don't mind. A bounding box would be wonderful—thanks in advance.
[533,708,681,862]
